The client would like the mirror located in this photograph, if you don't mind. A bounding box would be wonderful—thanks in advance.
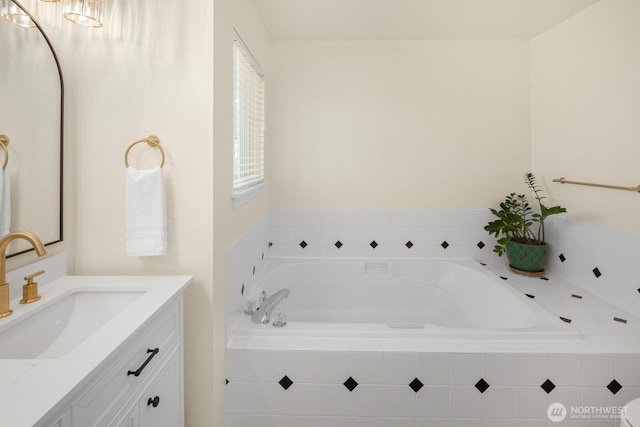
[0,0,63,257]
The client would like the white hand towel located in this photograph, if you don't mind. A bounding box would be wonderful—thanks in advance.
[0,169,10,238]
[126,166,167,256]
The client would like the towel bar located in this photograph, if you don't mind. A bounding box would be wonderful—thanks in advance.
[124,135,165,168]
[553,177,640,193]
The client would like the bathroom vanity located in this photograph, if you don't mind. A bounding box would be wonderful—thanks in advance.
[0,274,191,427]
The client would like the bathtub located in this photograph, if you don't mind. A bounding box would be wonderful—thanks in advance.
[233,258,580,340]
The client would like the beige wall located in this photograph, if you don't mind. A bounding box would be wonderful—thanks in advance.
[27,0,216,425]
[269,40,532,209]
[532,0,640,234]
[13,0,269,425]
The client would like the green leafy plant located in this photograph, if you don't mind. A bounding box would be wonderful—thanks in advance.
[484,173,567,256]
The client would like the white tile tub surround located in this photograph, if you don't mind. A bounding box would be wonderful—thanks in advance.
[226,208,640,425]
[268,208,494,261]
[225,215,271,344]
[226,346,640,425]
[544,215,640,319]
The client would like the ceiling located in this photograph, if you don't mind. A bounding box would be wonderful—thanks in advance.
[252,0,602,40]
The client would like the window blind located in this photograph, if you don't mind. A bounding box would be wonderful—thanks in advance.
[233,32,265,191]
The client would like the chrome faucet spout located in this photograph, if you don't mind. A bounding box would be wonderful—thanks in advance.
[251,288,290,324]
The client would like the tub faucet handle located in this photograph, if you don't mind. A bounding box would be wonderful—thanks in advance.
[243,299,256,315]
[251,288,290,324]
[272,311,287,328]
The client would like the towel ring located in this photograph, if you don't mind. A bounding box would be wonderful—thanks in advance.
[124,135,165,168]
[0,135,9,171]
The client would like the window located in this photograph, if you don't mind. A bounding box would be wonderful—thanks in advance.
[233,31,265,194]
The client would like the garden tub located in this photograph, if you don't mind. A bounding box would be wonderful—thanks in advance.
[233,258,579,340]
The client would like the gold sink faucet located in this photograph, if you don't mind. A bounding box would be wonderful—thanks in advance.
[0,231,47,318]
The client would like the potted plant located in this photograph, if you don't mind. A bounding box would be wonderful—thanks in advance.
[484,173,566,275]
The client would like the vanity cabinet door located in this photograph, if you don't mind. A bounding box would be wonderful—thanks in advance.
[71,301,180,427]
[139,346,182,427]
[111,404,139,427]
[33,294,185,427]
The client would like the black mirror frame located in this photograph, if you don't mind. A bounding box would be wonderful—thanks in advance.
[7,0,64,258]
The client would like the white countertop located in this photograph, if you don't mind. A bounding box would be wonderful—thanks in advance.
[0,274,192,427]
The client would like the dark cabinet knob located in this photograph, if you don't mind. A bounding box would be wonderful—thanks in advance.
[147,396,160,407]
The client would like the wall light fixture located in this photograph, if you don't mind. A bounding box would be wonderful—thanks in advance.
[1,0,104,28]
[1,0,35,27]
[63,0,103,28]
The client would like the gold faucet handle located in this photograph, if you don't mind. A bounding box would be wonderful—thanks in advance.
[20,269,44,304]
[24,270,45,283]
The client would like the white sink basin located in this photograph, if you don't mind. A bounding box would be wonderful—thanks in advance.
[0,290,145,359]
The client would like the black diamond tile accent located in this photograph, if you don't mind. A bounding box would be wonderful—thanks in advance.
[475,378,490,393]
[541,379,556,394]
[525,293,535,299]
[637,288,640,294]
[405,241,414,249]
[226,379,229,385]
[560,316,572,324]
[441,241,449,249]
[540,277,549,281]
[480,262,487,266]
[370,240,378,249]
[241,284,245,295]
[607,380,622,395]
[335,240,343,249]
[409,378,424,393]
[593,267,602,278]
[268,242,273,248]
[477,241,485,249]
[344,377,358,392]
[279,376,293,390]
[299,241,308,249]
[614,317,628,324]
[571,294,583,299]
[559,253,566,263]
[500,276,508,280]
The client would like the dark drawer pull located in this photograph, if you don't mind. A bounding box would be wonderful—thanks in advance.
[127,348,159,377]
[147,396,160,407]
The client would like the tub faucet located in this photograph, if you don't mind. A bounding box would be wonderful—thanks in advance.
[0,231,47,318]
[251,288,290,324]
